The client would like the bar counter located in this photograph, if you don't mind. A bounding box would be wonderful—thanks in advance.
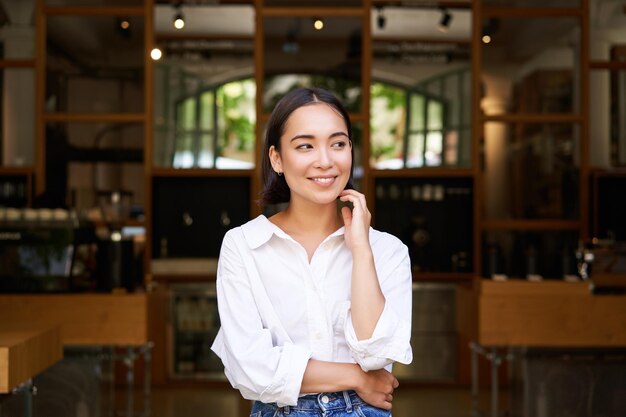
[0,293,149,346]
[459,278,626,417]
[0,325,62,394]
[461,279,626,347]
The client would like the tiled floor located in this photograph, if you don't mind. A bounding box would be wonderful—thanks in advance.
[142,386,507,417]
[0,353,509,417]
[1,381,509,417]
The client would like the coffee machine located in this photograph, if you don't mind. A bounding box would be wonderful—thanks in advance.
[96,190,135,292]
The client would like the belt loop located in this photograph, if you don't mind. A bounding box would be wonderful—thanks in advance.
[283,405,290,415]
[343,390,353,413]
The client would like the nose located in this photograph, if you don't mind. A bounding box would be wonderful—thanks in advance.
[315,147,333,169]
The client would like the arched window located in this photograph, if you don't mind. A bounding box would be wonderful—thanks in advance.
[172,78,256,169]
[371,67,471,169]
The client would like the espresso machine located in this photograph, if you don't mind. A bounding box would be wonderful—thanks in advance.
[96,190,135,292]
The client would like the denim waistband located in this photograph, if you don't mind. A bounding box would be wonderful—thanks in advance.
[259,390,366,414]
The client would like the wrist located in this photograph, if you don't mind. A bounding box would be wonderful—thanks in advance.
[351,245,373,260]
[349,363,366,391]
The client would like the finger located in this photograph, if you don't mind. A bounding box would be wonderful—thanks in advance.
[340,193,365,215]
[341,206,352,227]
[340,189,369,211]
[393,378,399,389]
[380,401,392,411]
[386,394,393,402]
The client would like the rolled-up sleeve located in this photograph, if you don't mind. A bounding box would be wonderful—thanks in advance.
[344,239,413,371]
[211,231,312,406]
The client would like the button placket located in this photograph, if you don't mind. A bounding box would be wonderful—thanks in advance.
[307,252,335,359]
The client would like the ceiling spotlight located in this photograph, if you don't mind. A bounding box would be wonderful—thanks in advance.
[119,18,130,30]
[173,8,185,30]
[376,7,386,30]
[482,18,499,45]
[437,9,452,33]
[313,18,324,30]
[151,48,163,61]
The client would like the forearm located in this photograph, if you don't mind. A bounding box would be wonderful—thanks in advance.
[300,360,363,394]
[350,247,385,340]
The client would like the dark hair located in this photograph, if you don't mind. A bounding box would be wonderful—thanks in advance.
[260,87,355,206]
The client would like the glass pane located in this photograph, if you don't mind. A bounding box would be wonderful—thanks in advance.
[427,100,444,130]
[199,92,214,131]
[154,64,205,168]
[263,16,362,113]
[197,133,214,169]
[445,75,460,126]
[370,83,406,169]
[46,15,144,113]
[152,3,255,169]
[407,133,425,168]
[177,98,197,131]
[410,94,425,131]
[482,231,579,279]
[483,122,579,220]
[1,68,35,166]
[375,177,473,273]
[45,122,144,214]
[461,70,471,125]
[425,132,443,166]
[215,80,256,169]
[372,5,472,170]
[173,133,195,169]
[481,16,579,115]
[483,0,579,6]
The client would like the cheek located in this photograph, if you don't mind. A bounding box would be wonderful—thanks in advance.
[338,151,353,170]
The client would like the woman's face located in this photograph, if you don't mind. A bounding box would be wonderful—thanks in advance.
[270,103,352,207]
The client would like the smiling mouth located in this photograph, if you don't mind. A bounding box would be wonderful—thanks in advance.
[310,177,336,184]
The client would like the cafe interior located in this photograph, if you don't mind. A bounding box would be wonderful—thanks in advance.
[1,0,625,416]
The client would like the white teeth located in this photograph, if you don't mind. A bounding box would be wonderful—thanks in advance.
[312,177,333,183]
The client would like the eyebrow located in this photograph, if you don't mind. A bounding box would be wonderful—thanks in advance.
[289,131,349,142]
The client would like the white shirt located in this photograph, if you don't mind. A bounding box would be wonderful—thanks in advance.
[211,215,413,407]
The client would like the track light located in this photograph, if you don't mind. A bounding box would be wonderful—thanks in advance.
[437,9,452,33]
[376,7,386,30]
[173,7,185,30]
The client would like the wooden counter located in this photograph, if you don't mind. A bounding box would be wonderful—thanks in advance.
[0,293,149,346]
[459,279,626,347]
[0,326,62,393]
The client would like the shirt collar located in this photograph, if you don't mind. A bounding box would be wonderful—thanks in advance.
[241,215,345,250]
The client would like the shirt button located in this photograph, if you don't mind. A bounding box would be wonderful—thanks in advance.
[321,395,329,404]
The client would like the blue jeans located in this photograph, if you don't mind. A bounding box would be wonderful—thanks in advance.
[250,390,392,417]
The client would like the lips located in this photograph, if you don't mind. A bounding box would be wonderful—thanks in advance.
[310,176,337,185]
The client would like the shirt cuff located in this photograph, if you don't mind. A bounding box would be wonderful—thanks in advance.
[273,343,312,407]
[345,302,412,370]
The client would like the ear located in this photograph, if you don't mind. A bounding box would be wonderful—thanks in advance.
[269,145,282,174]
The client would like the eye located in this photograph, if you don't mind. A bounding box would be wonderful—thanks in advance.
[331,140,348,149]
[295,143,313,150]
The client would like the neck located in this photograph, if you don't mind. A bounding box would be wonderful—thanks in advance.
[280,199,342,236]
